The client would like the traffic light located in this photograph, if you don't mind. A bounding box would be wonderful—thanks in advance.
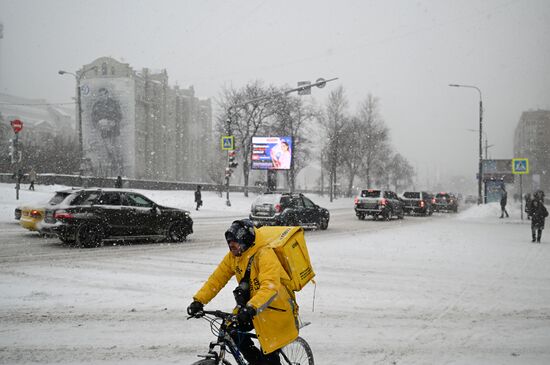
[228,150,238,168]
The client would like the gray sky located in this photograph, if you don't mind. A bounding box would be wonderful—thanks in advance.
[1,0,549,188]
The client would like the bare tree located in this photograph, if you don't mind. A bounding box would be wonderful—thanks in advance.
[340,116,368,196]
[318,86,348,202]
[216,81,279,197]
[270,93,317,192]
[356,94,389,187]
[386,152,415,192]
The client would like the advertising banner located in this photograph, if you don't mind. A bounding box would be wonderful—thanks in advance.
[482,159,514,183]
[251,136,293,170]
[80,78,136,177]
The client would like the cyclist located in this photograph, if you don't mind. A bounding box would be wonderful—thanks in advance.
[187,219,299,365]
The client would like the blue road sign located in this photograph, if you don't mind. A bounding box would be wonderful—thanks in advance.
[221,136,234,150]
[512,158,529,174]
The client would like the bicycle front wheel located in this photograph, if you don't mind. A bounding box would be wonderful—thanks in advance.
[279,336,314,365]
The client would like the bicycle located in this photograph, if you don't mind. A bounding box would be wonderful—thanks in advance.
[188,309,314,365]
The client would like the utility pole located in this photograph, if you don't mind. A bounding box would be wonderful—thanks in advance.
[58,66,97,177]
[449,84,484,205]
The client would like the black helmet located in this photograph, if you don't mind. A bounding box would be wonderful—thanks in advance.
[225,219,256,251]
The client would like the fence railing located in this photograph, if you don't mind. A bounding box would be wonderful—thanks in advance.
[0,173,322,195]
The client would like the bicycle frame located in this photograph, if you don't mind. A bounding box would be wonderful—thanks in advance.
[191,310,252,365]
[190,309,313,365]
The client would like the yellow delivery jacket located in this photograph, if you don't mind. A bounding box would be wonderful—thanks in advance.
[193,228,299,354]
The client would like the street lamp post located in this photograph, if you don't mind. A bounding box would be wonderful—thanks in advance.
[450,84,483,205]
[466,129,494,159]
[58,66,96,176]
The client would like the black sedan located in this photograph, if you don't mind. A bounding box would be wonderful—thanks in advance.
[41,189,193,247]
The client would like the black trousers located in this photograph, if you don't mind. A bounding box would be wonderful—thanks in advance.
[531,226,543,241]
[230,331,281,365]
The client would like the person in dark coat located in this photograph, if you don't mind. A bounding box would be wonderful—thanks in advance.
[194,185,202,211]
[500,186,509,218]
[115,176,123,188]
[529,199,548,243]
[28,167,37,191]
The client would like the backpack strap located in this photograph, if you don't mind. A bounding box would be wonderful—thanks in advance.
[242,254,255,286]
[234,254,255,307]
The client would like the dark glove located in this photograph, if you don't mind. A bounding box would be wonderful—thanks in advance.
[187,300,204,316]
[237,305,256,325]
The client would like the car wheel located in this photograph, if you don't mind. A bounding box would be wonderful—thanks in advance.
[167,222,188,242]
[357,213,365,220]
[372,214,378,221]
[319,217,329,230]
[76,224,104,248]
[58,234,75,245]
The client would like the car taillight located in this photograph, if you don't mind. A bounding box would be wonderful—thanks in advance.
[275,204,282,213]
[419,201,425,208]
[354,197,359,205]
[379,198,387,206]
[54,210,74,219]
[30,210,41,218]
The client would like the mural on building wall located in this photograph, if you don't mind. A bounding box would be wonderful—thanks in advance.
[80,78,135,177]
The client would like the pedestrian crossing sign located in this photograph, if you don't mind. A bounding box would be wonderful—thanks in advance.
[221,136,234,151]
[512,158,529,174]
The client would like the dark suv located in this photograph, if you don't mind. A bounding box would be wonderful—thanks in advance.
[249,192,330,230]
[401,191,434,216]
[354,189,404,220]
[433,192,458,213]
[41,189,193,247]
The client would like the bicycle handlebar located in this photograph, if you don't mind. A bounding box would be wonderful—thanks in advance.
[187,309,237,321]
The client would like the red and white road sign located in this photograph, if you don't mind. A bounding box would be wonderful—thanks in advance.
[10,119,23,133]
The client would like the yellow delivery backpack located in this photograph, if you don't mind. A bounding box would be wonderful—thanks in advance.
[255,226,315,291]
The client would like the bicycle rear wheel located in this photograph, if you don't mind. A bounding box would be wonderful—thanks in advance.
[279,336,314,365]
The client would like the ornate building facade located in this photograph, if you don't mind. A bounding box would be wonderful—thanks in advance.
[513,110,550,195]
[78,57,212,181]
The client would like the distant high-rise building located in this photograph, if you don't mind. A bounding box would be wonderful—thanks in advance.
[513,110,550,195]
[78,57,212,181]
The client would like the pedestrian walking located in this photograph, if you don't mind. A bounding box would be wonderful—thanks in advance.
[115,175,123,188]
[528,198,548,243]
[28,167,36,191]
[500,186,509,218]
[194,185,202,211]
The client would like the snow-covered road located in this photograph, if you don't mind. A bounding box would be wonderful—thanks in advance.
[0,184,549,364]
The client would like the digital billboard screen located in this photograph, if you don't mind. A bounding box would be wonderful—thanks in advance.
[251,136,293,170]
